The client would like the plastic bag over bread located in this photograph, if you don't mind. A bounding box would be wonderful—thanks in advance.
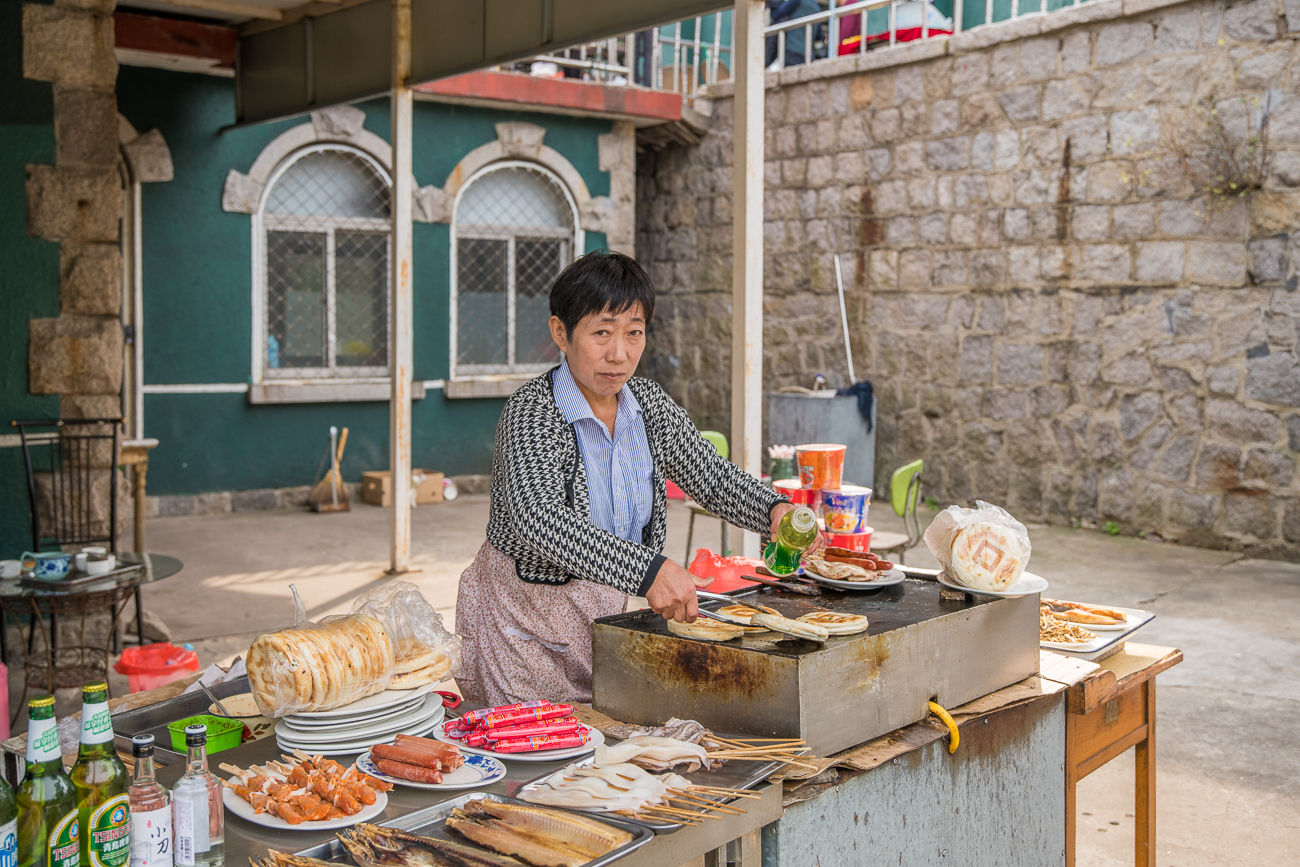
[247,579,460,717]
[923,501,1032,592]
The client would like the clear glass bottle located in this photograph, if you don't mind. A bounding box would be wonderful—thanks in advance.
[763,506,819,574]
[170,727,221,867]
[70,683,130,867]
[126,737,169,867]
[16,696,78,867]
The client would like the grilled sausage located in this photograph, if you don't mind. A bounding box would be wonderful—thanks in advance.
[375,759,443,784]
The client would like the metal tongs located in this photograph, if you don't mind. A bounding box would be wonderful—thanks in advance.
[693,590,824,642]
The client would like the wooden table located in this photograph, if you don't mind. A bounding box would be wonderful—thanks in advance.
[1065,642,1183,867]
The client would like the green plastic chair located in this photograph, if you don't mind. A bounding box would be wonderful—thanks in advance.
[685,431,730,558]
[870,459,924,565]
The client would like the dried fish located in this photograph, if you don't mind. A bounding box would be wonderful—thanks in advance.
[446,801,630,867]
[338,823,522,867]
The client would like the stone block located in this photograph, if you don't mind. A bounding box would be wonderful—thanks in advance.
[23,5,116,90]
[1207,364,1242,395]
[1104,350,1154,386]
[1110,109,1161,157]
[1195,442,1242,488]
[59,242,121,315]
[1206,397,1282,443]
[1158,366,1197,391]
[1155,433,1197,481]
[1041,79,1089,121]
[871,108,901,142]
[898,250,932,290]
[1078,244,1131,282]
[1187,241,1248,285]
[925,137,971,172]
[1234,46,1290,89]
[959,335,994,383]
[930,99,959,136]
[1246,351,1300,406]
[869,250,898,288]
[1168,488,1218,532]
[1098,468,1137,522]
[1290,414,1300,450]
[1008,245,1039,283]
[894,141,925,175]
[1250,236,1288,283]
[233,489,280,512]
[1097,21,1153,67]
[29,315,123,395]
[1285,499,1300,544]
[1135,241,1185,282]
[1131,421,1172,471]
[1086,161,1133,203]
[54,88,117,167]
[1057,115,1106,163]
[1153,8,1200,53]
[970,249,1006,287]
[26,164,121,243]
[1020,126,1060,167]
[954,175,989,209]
[919,213,948,245]
[933,250,967,286]
[1223,0,1279,42]
[1245,448,1295,486]
[1018,37,1060,82]
[1119,391,1162,440]
[60,394,120,420]
[1071,205,1108,241]
[950,212,977,245]
[996,85,1041,123]
[1224,489,1277,537]
[997,343,1046,385]
[1061,31,1091,74]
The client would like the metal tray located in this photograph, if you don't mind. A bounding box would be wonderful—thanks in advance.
[19,562,144,590]
[515,746,784,834]
[292,792,653,867]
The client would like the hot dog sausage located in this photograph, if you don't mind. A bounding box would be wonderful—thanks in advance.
[375,759,443,784]
[393,735,464,769]
[370,743,442,769]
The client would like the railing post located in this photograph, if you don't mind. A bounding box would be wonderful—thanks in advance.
[389,0,413,575]
[889,0,897,46]
[955,0,963,34]
[732,0,765,559]
[985,0,993,26]
[829,0,838,60]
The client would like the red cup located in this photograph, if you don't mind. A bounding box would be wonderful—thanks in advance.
[828,528,873,552]
[774,479,819,509]
[796,444,847,490]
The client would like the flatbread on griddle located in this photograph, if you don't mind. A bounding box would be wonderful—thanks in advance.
[715,603,779,632]
[666,617,744,641]
[797,611,870,635]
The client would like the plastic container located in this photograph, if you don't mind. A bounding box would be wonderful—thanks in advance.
[795,444,847,490]
[821,485,873,534]
[114,642,201,693]
[828,528,874,553]
[166,714,244,755]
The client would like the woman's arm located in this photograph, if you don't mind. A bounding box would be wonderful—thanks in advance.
[656,394,787,535]
[497,395,665,597]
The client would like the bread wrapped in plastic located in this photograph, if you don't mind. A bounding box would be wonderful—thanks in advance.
[923,501,1031,592]
[247,579,461,717]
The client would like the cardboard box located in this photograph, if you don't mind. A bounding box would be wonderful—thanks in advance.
[361,470,444,507]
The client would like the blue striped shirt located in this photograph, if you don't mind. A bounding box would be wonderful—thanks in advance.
[552,359,655,543]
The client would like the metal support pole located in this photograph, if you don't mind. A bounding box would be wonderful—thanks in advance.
[732,0,764,558]
[389,0,413,574]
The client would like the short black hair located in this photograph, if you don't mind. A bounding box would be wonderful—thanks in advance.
[549,251,655,339]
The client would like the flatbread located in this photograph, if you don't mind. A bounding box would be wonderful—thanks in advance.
[245,613,394,716]
[209,693,261,718]
[797,611,870,635]
[950,522,1026,591]
[803,557,871,581]
[389,653,451,689]
[666,618,744,641]
[750,612,829,641]
[716,603,778,628]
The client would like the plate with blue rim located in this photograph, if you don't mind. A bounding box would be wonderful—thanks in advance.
[356,751,506,790]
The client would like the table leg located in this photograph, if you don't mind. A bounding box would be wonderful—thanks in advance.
[1135,680,1156,867]
[133,461,147,554]
[135,586,145,647]
[1065,710,1078,867]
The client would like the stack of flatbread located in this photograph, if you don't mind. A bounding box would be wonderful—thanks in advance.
[247,614,395,716]
[390,637,453,689]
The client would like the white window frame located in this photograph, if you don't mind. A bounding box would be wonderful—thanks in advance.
[449,160,584,384]
[252,143,393,392]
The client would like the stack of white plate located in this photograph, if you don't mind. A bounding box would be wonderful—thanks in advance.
[274,682,445,756]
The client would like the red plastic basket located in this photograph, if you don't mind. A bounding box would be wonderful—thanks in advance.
[114,643,200,693]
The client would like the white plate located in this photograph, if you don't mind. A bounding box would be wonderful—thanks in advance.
[1041,605,1155,659]
[799,567,905,591]
[282,693,428,730]
[1041,601,1132,631]
[937,571,1049,599]
[277,709,444,755]
[432,724,604,762]
[285,682,439,722]
[222,787,387,830]
[355,751,506,790]
[275,695,443,745]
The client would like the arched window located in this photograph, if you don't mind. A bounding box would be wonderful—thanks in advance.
[259,145,391,378]
[452,162,578,377]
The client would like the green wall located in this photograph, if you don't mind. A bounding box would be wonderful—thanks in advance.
[1,0,60,553]
[114,65,613,497]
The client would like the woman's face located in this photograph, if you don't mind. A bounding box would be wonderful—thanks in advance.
[549,304,646,398]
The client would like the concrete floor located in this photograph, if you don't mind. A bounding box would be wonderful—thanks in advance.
[16,495,1296,865]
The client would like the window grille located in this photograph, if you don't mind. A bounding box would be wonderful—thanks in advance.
[453,163,576,377]
[261,146,391,378]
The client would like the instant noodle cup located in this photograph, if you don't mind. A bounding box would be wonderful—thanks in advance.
[774,478,819,508]
[828,528,873,553]
[820,485,872,534]
[796,444,847,490]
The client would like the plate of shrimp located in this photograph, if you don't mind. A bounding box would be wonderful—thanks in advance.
[220,750,391,829]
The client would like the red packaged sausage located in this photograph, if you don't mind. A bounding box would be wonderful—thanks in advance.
[483,717,583,741]
[489,729,591,753]
[459,700,550,728]
[481,703,574,729]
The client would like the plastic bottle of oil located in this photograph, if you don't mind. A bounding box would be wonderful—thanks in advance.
[763,506,819,574]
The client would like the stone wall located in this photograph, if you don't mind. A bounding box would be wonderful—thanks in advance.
[637,0,1300,557]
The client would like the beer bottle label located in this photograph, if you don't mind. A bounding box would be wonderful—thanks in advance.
[89,794,131,867]
[47,811,79,867]
[0,817,17,867]
[26,717,61,763]
[128,807,170,867]
[80,702,114,746]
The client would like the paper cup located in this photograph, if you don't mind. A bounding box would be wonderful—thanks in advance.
[796,444,847,490]
[821,485,872,534]
[774,479,819,509]
[828,528,873,553]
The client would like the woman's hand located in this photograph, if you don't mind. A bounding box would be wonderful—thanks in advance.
[646,559,713,623]
[770,501,826,555]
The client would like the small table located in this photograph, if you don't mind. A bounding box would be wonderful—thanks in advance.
[0,553,184,708]
[1065,642,1183,867]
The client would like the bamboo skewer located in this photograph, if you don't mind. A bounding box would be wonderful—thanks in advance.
[691,786,762,800]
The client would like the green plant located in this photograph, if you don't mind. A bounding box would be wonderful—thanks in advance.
[924,496,940,511]
[1105,520,1121,537]
[1159,96,1269,213]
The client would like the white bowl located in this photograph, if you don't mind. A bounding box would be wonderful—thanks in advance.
[84,556,116,575]
[0,561,21,580]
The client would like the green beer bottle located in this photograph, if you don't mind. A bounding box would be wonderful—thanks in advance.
[0,735,17,867]
[70,684,130,867]
[16,696,79,867]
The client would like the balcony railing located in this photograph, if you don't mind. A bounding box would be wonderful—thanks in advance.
[511,0,1094,97]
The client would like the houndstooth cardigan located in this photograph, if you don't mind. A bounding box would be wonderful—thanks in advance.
[485,368,786,596]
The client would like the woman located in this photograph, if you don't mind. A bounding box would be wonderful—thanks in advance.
[455,252,804,707]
